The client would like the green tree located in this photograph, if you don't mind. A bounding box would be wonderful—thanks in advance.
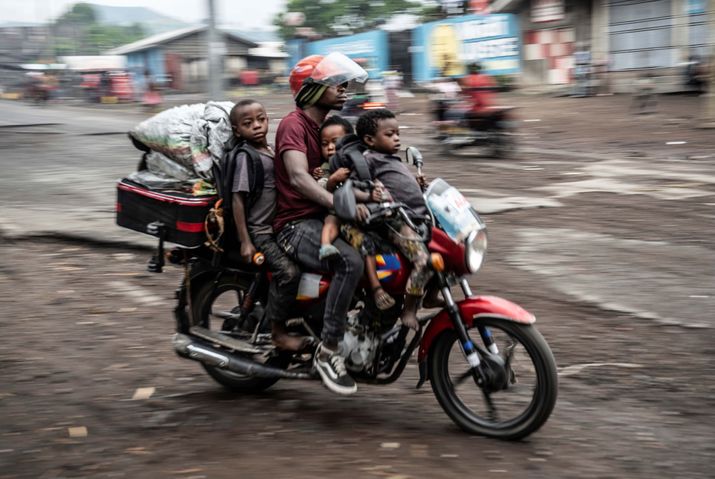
[56,2,97,24]
[51,3,145,56]
[274,0,422,40]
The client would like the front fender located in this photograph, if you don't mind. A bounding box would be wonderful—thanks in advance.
[418,295,534,363]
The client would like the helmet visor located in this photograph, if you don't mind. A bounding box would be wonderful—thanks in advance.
[310,52,368,87]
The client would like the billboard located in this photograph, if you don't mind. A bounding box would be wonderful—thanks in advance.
[411,13,520,82]
[305,30,389,79]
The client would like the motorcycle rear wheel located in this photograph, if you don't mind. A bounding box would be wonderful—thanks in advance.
[429,318,557,440]
[190,275,287,393]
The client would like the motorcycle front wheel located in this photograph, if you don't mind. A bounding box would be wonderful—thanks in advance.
[429,317,557,440]
[190,275,287,393]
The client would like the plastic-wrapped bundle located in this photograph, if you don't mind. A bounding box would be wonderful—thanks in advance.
[129,103,206,174]
[126,170,192,190]
[145,150,195,182]
[129,102,237,180]
[204,101,238,164]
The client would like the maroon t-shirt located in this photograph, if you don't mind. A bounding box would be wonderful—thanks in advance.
[273,108,326,232]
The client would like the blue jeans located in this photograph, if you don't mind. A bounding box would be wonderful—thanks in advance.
[277,219,364,346]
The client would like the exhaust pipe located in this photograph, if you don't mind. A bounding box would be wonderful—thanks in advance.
[173,333,313,380]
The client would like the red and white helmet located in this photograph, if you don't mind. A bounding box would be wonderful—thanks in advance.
[289,54,323,97]
[289,52,368,99]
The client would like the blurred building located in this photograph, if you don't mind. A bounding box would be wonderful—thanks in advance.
[0,24,53,90]
[107,26,288,92]
[291,0,710,92]
[493,0,709,92]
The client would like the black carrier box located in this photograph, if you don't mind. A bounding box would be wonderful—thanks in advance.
[116,178,216,247]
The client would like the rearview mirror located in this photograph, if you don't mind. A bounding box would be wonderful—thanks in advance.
[406,146,423,168]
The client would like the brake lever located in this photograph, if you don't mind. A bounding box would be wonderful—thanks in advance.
[398,207,415,229]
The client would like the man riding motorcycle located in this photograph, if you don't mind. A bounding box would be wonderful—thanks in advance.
[460,61,499,130]
[273,53,369,395]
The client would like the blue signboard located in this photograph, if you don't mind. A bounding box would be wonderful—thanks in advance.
[305,30,388,79]
[412,13,520,82]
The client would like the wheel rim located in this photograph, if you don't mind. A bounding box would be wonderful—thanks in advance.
[440,324,542,430]
[197,281,269,380]
[198,282,268,339]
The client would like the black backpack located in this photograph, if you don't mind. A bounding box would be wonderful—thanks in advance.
[329,134,372,181]
[214,142,265,249]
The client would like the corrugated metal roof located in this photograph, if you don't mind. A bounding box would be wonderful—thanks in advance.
[106,25,258,55]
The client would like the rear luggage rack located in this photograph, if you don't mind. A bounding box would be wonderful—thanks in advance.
[147,221,166,273]
[116,177,217,248]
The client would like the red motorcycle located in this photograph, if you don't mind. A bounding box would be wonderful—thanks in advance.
[136,147,556,440]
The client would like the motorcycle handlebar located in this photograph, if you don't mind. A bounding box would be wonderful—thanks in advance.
[364,203,431,242]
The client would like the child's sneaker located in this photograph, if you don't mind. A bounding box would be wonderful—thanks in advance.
[313,343,357,395]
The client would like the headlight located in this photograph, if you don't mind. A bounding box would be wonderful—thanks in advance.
[465,228,488,273]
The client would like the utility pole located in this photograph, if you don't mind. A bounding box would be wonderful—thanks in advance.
[207,0,223,100]
[702,0,715,127]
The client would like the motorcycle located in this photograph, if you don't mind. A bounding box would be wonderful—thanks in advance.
[433,99,518,159]
[159,147,556,440]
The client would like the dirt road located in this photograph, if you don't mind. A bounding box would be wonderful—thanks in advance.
[1,92,714,478]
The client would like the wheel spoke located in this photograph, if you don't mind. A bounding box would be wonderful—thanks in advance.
[452,367,501,422]
[211,310,240,321]
[482,390,500,422]
[453,369,473,387]
[503,338,518,385]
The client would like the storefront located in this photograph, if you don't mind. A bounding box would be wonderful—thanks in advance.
[517,0,592,86]
[608,0,674,70]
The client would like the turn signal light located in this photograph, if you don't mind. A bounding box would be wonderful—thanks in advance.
[430,253,445,272]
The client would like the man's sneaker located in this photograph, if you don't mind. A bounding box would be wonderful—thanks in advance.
[314,343,357,395]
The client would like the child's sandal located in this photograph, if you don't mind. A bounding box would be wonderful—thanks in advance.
[373,286,396,311]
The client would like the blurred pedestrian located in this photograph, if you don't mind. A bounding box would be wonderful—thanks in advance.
[383,70,402,112]
[429,76,461,139]
[132,68,147,103]
[685,54,707,95]
[142,70,162,112]
[631,71,657,115]
[573,45,592,98]
[100,71,112,100]
[594,57,612,96]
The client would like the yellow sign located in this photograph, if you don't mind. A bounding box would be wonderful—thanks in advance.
[430,24,464,77]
